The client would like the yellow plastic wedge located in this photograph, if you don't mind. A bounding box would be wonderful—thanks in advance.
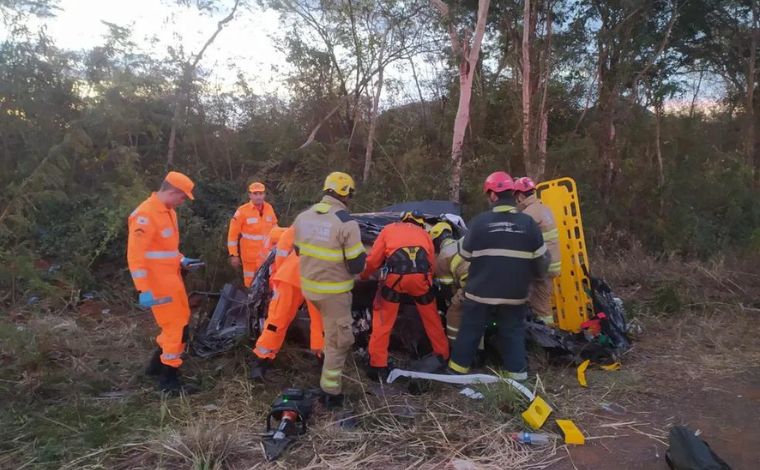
[556,419,585,445]
[521,396,553,430]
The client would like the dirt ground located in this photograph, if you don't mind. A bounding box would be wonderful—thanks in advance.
[548,313,760,470]
[2,255,760,469]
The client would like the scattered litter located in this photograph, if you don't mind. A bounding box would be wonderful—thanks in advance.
[556,419,585,445]
[97,391,130,399]
[510,431,551,445]
[101,308,111,315]
[450,458,479,470]
[577,359,590,387]
[460,387,484,400]
[26,296,39,305]
[82,291,98,300]
[599,402,627,415]
[202,404,219,411]
[391,404,417,419]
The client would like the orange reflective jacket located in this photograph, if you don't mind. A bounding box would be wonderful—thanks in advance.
[127,193,183,292]
[273,226,295,273]
[362,222,435,279]
[272,251,301,287]
[227,201,278,261]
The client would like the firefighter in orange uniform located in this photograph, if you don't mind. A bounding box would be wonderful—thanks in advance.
[249,227,325,380]
[127,171,201,395]
[361,211,450,380]
[227,182,278,287]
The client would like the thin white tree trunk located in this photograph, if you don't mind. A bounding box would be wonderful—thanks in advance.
[432,0,491,202]
[363,54,385,183]
[521,0,533,177]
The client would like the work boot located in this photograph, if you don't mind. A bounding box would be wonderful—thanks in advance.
[320,392,344,410]
[158,365,181,394]
[409,353,446,373]
[366,366,389,383]
[144,348,163,377]
[249,357,272,382]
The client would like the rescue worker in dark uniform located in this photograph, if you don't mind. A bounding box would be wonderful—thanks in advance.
[447,171,550,381]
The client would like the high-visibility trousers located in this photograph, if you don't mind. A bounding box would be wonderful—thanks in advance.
[253,281,324,359]
[368,273,449,368]
[528,277,556,325]
[310,292,353,396]
[242,258,264,288]
[150,270,191,368]
[445,288,484,351]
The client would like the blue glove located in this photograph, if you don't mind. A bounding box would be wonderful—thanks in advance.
[180,257,204,271]
[138,291,172,309]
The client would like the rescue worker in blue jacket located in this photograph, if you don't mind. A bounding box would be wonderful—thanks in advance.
[447,171,550,381]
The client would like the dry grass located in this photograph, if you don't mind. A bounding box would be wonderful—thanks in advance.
[3,250,760,469]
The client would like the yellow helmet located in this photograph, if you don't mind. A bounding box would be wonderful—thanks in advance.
[429,221,453,240]
[323,172,356,197]
[400,210,425,226]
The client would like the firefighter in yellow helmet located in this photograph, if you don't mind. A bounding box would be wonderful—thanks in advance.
[293,172,366,409]
[429,222,470,347]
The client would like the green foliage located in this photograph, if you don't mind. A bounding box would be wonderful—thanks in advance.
[1,0,760,308]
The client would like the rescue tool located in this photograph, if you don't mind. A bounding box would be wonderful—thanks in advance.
[261,388,317,462]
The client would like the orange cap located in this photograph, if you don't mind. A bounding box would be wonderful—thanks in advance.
[165,171,195,200]
[248,182,266,193]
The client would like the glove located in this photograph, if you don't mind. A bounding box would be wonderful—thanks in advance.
[138,291,172,309]
[180,256,204,271]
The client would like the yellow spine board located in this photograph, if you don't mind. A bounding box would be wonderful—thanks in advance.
[536,177,593,332]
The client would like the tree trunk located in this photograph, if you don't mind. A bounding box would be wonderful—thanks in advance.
[165,0,240,168]
[746,43,757,164]
[654,103,665,188]
[363,56,385,184]
[521,0,533,177]
[535,1,553,180]
[431,0,491,202]
[748,0,759,180]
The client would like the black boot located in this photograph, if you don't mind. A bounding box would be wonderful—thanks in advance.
[410,353,446,373]
[145,348,162,377]
[158,365,182,394]
[157,365,198,396]
[320,392,345,410]
[366,366,389,383]
[249,357,271,382]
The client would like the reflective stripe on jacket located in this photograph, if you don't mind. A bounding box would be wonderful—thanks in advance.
[294,195,366,300]
[519,194,561,276]
[127,193,182,292]
[227,201,278,261]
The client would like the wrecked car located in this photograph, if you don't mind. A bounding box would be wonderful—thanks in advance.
[191,201,466,359]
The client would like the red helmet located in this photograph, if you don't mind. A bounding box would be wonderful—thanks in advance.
[483,171,515,194]
[513,176,537,193]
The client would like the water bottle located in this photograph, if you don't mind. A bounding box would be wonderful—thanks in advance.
[510,432,550,445]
